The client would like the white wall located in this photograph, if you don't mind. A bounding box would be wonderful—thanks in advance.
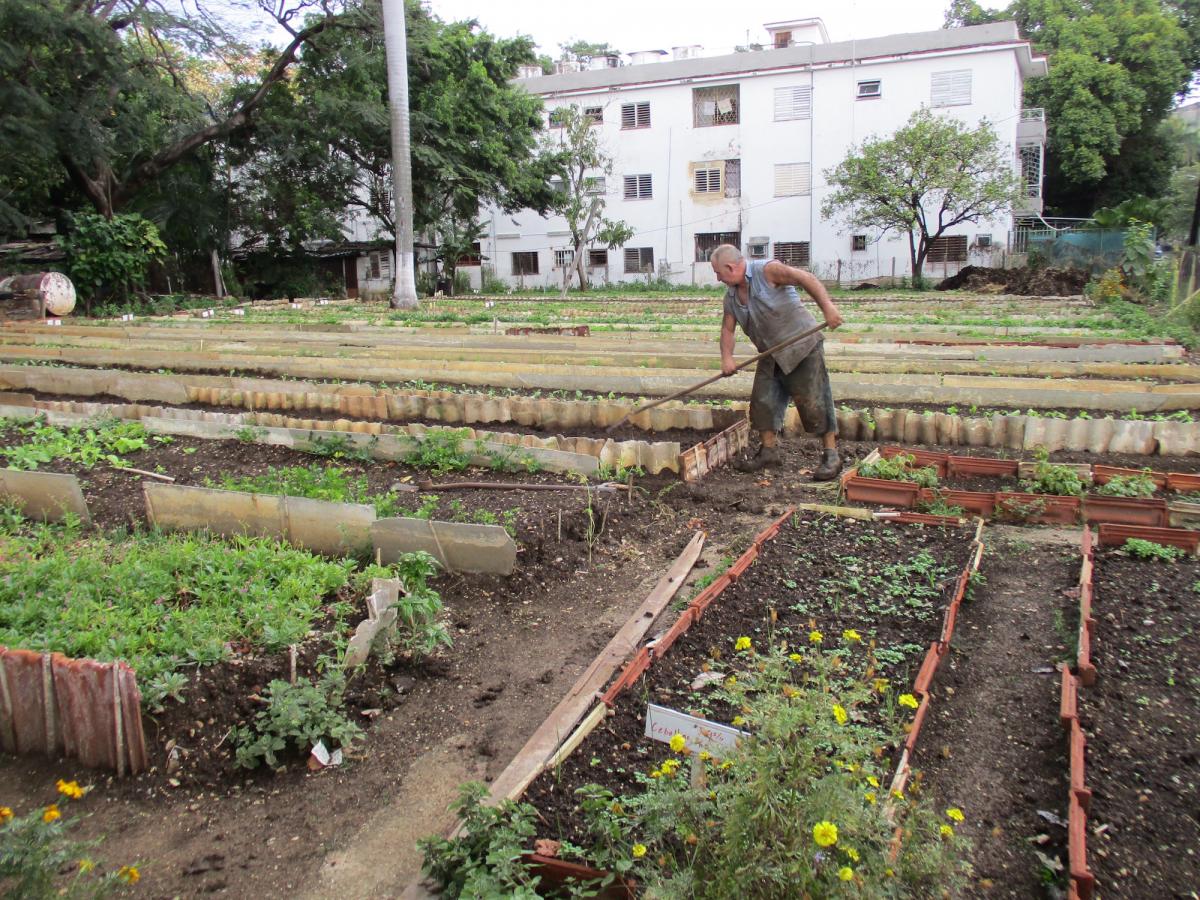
[485,43,1030,289]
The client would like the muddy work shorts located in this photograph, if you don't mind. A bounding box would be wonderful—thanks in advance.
[749,348,838,436]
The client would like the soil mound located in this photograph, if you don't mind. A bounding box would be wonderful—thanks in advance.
[935,265,1089,296]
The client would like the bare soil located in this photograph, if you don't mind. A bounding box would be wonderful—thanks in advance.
[913,528,1079,897]
[1083,549,1200,897]
[935,266,1090,297]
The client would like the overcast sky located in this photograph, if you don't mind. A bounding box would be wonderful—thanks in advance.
[423,0,959,58]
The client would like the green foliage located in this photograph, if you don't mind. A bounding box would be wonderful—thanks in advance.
[822,107,1019,283]
[0,521,352,708]
[0,783,133,898]
[1,418,153,470]
[857,453,939,488]
[945,0,1193,212]
[306,432,374,462]
[231,668,362,769]
[1095,470,1157,498]
[917,494,967,517]
[1021,448,1085,496]
[419,783,550,898]
[211,464,403,518]
[368,551,453,661]
[1122,537,1184,560]
[56,212,167,311]
[1086,267,1125,303]
[407,429,474,475]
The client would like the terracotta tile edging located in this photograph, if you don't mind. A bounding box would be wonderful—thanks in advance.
[1064,529,1096,900]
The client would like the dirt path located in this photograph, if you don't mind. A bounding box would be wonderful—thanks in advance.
[913,525,1081,897]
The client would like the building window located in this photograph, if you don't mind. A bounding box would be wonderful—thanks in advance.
[621,102,650,129]
[774,86,813,121]
[1019,144,1043,199]
[368,250,391,280]
[774,242,810,267]
[931,70,972,107]
[927,235,968,262]
[584,176,606,195]
[554,249,574,268]
[693,165,722,194]
[584,105,603,124]
[695,232,741,263]
[748,238,769,259]
[774,30,792,48]
[624,247,654,274]
[693,84,739,127]
[624,174,653,200]
[588,249,608,268]
[856,80,881,99]
[725,159,741,198]
[459,242,482,266]
[548,107,569,127]
[512,251,539,275]
[774,163,812,197]
[851,235,868,252]
[974,234,993,250]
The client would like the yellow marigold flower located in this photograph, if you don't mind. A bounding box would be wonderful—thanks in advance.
[649,769,662,779]
[809,630,823,644]
[846,847,860,862]
[0,806,12,823]
[732,715,746,727]
[782,684,799,698]
[661,759,680,775]
[118,865,140,885]
[838,866,854,882]
[699,750,712,762]
[842,629,862,643]
[42,804,60,824]
[726,675,737,686]
[873,678,890,694]
[946,807,965,823]
[720,760,733,771]
[864,792,876,805]
[832,704,848,726]
[812,821,838,847]
[848,763,859,773]
[885,868,895,878]
[78,858,95,874]
[891,788,905,800]
[940,824,954,838]
[898,693,919,709]
[789,652,803,663]
[868,775,880,788]
[669,733,687,753]
[734,636,752,651]
[56,779,85,800]
[631,843,647,859]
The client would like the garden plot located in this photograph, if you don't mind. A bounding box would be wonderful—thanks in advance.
[419,512,979,895]
[844,447,1200,526]
[1078,537,1200,897]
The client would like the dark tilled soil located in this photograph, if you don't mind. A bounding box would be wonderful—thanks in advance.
[913,529,1079,897]
[934,266,1090,297]
[524,512,975,848]
[1083,550,1200,897]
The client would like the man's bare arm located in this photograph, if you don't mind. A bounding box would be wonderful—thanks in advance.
[720,311,738,376]
[763,260,844,329]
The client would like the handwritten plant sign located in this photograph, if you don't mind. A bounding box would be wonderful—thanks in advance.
[645,703,748,759]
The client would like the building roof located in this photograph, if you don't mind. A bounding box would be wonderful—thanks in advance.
[523,22,1046,96]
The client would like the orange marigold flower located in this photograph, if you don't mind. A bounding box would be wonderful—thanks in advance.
[42,804,61,824]
[118,866,140,884]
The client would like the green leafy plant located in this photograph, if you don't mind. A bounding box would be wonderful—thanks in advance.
[408,429,474,475]
[1021,448,1085,497]
[231,667,362,769]
[995,495,1048,522]
[1122,538,1184,561]
[306,432,374,462]
[1,418,151,471]
[1095,471,1157,498]
[917,493,966,517]
[857,453,939,488]
[56,212,167,314]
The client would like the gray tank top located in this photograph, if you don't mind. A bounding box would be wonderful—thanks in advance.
[723,260,822,373]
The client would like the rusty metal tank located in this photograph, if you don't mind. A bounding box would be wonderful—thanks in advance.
[0,272,77,316]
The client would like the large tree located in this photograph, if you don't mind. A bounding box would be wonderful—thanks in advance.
[945,0,1194,214]
[822,107,1020,284]
[0,0,342,226]
[231,0,561,253]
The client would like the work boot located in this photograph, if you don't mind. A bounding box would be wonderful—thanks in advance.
[733,444,782,472]
[812,448,843,481]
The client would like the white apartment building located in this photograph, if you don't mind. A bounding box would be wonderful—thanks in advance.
[468,20,1048,290]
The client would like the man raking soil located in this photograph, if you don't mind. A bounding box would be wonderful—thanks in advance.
[711,243,844,479]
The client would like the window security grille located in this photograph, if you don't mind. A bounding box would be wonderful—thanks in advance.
[774,86,813,120]
[774,242,810,267]
[621,102,651,129]
[624,247,654,273]
[624,174,652,199]
[931,70,972,107]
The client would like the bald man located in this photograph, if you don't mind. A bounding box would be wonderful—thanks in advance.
[711,243,844,479]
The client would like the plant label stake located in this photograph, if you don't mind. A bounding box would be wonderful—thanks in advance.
[645,703,747,759]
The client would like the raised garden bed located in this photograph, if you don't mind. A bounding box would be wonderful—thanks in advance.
[1068,526,1200,898]
[424,511,983,894]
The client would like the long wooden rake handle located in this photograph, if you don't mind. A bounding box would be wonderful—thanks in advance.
[604,321,829,433]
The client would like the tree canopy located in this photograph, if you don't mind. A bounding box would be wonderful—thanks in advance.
[822,108,1020,283]
[945,0,1195,214]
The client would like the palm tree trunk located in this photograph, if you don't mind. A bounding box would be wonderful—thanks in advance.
[382,0,418,309]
